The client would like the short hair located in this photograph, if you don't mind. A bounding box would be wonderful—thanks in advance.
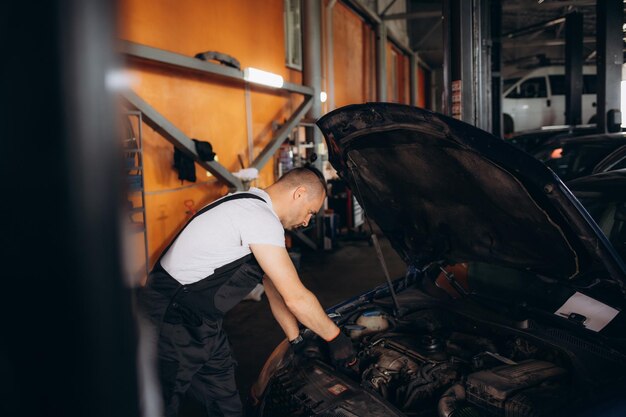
[277,166,327,197]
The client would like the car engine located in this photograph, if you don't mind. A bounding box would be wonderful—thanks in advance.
[353,309,571,416]
[260,307,580,417]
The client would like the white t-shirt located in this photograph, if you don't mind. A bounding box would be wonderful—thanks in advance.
[160,188,285,284]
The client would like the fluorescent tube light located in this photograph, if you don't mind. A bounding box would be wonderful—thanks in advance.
[244,67,284,88]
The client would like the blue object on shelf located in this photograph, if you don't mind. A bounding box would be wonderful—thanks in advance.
[127,174,142,191]
[125,156,136,169]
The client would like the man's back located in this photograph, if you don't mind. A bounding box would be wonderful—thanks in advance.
[160,188,285,285]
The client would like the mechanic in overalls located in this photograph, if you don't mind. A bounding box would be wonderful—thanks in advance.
[138,167,356,417]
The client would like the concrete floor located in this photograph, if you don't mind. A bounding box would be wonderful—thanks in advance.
[179,234,406,415]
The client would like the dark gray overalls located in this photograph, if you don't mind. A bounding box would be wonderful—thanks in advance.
[138,193,266,416]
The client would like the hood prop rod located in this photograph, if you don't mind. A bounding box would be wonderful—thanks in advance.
[348,161,402,317]
[371,233,402,317]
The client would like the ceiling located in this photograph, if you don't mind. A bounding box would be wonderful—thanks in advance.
[403,0,617,77]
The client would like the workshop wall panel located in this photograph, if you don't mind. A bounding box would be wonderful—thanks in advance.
[119,0,301,272]
[418,65,428,108]
[118,0,413,279]
[332,1,376,108]
[386,42,410,104]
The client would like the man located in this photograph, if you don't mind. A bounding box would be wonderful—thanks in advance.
[138,166,356,417]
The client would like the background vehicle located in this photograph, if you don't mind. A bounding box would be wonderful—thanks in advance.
[503,66,597,134]
[531,133,626,181]
[567,169,626,262]
[507,125,598,153]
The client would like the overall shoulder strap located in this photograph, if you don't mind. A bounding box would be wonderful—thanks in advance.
[193,193,265,218]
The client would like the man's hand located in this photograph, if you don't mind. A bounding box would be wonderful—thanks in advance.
[327,332,357,370]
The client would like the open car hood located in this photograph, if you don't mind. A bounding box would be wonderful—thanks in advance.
[317,104,626,293]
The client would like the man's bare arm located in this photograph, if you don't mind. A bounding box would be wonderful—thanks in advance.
[250,244,340,341]
[262,275,300,340]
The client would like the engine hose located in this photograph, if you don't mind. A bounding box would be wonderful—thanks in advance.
[438,384,466,417]
[403,381,437,409]
[420,362,440,382]
[379,382,389,399]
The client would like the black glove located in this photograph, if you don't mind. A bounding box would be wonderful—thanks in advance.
[289,334,306,357]
[327,331,357,369]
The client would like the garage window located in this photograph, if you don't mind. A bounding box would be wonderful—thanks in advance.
[284,0,302,70]
[519,77,547,98]
[550,74,596,95]
[549,75,566,95]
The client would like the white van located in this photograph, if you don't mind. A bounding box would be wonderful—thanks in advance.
[503,66,597,134]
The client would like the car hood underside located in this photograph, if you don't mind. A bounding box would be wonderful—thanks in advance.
[316,103,626,290]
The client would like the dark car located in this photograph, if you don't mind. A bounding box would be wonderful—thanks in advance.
[567,169,626,263]
[507,125,598,154]
[531,133,626,181]
[249,104,626,417]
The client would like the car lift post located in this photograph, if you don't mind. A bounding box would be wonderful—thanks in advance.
[442,0,492,132]
[596,0,623,133]
[565,12,583,126]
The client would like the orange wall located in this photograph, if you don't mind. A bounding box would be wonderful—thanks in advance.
[386,43,410,104]
[118,0,417,278]
[417,65,428,108]
[119,0,301,276]
[331,2,376,108]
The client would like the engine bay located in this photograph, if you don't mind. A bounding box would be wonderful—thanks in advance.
[351,308,571,416]
[261,306,583,417]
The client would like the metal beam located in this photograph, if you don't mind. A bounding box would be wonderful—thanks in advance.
[341,0,382,24]
[491,0,503,137]
[376,22,388,101]
[414,19,442,50]
[473,0,491,132]
[290,230,318,250]
[251,96,313,170]
[503,16,566,39]
[380,0,398,16]
[502,37,596,48]
[326,0,338,111]
[302,0,323,172]
[120,40,314,97]
[443,0,491,131]
[442,0,452,115]
[504,1,595,11]
[410,53,418,105]
[565,12,583,125]
[383,11,441,20]
[443,0,473,121]
[121,90,244,190]
[597,0,624,132]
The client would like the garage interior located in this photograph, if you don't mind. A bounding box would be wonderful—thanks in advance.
[4,1,626,416]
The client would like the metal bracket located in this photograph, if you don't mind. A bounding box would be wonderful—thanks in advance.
[290,229,318,250]
[251,96,313,170]
[121,89,244,190]
[120,40,317,174]
[120,40,314,96]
